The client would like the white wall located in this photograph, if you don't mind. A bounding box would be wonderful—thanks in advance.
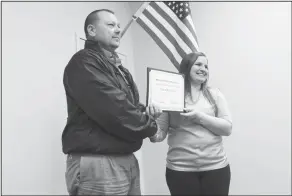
[129,2,291,195]
[2,2,138,194]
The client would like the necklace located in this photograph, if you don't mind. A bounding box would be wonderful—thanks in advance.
[187,91,202,105]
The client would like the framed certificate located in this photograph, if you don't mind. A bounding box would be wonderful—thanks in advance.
[146,67,185,112]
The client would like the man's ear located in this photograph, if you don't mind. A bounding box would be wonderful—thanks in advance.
[87,24,96,37]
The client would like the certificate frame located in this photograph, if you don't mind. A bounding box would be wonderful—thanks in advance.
[146,67,185,112]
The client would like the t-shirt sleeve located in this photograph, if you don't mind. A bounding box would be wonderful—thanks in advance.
[212,88,232,123]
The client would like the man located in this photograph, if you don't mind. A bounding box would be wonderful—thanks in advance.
[62,9,161,195]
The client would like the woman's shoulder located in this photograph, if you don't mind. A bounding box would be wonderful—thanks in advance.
[206,86,220,95]
[206,86,225,100]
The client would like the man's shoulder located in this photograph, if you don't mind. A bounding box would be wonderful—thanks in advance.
[66,48,103,68]
[71,48,96,60]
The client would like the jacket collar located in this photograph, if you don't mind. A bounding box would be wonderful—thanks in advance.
[84,40,120,65]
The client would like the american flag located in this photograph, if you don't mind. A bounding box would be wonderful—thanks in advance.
[134,1,200,70]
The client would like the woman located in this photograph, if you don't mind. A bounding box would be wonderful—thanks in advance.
[150,52,233,195]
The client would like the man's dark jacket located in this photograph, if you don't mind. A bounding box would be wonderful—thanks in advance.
[62,40,157,154]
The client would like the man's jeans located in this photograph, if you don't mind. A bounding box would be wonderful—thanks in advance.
[65,153,141,195]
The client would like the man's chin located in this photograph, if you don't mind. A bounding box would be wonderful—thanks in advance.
[111,44,120,50]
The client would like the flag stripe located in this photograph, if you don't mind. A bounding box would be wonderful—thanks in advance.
[143,8,188,58]
[136,17,180,69]
[138,13,182,64]
[139,14,182,66]
[186,16,199,42]
[185,16,199,49]
[146,5,192,55]
[154,2,199,52]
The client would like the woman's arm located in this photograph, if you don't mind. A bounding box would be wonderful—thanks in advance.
[199,113,232,136]
[149,112,169,142]
[182,88,232,136]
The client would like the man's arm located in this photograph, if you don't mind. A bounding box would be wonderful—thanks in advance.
[64,52,157,142]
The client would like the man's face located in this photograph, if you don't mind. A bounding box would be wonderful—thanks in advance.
[89,11,121,51]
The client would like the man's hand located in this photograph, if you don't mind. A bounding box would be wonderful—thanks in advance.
[180,108,203,124]
[146,103,162,120]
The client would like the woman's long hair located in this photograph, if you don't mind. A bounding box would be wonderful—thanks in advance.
[179,52,218,116]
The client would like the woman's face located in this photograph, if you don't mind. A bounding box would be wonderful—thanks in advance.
[189,56,209,84]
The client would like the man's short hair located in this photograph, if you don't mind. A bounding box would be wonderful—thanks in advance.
[84,9,115,38]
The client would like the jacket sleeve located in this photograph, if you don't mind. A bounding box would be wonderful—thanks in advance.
[64,52,157,142]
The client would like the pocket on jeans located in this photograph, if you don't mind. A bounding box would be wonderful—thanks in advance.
[103,156,132,182]
[79,155,105,181]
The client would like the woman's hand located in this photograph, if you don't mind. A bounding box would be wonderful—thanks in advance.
[180,108,204,124]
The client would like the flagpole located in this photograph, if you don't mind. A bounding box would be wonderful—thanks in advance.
[120,16,136,38]
[120,2,150,39]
